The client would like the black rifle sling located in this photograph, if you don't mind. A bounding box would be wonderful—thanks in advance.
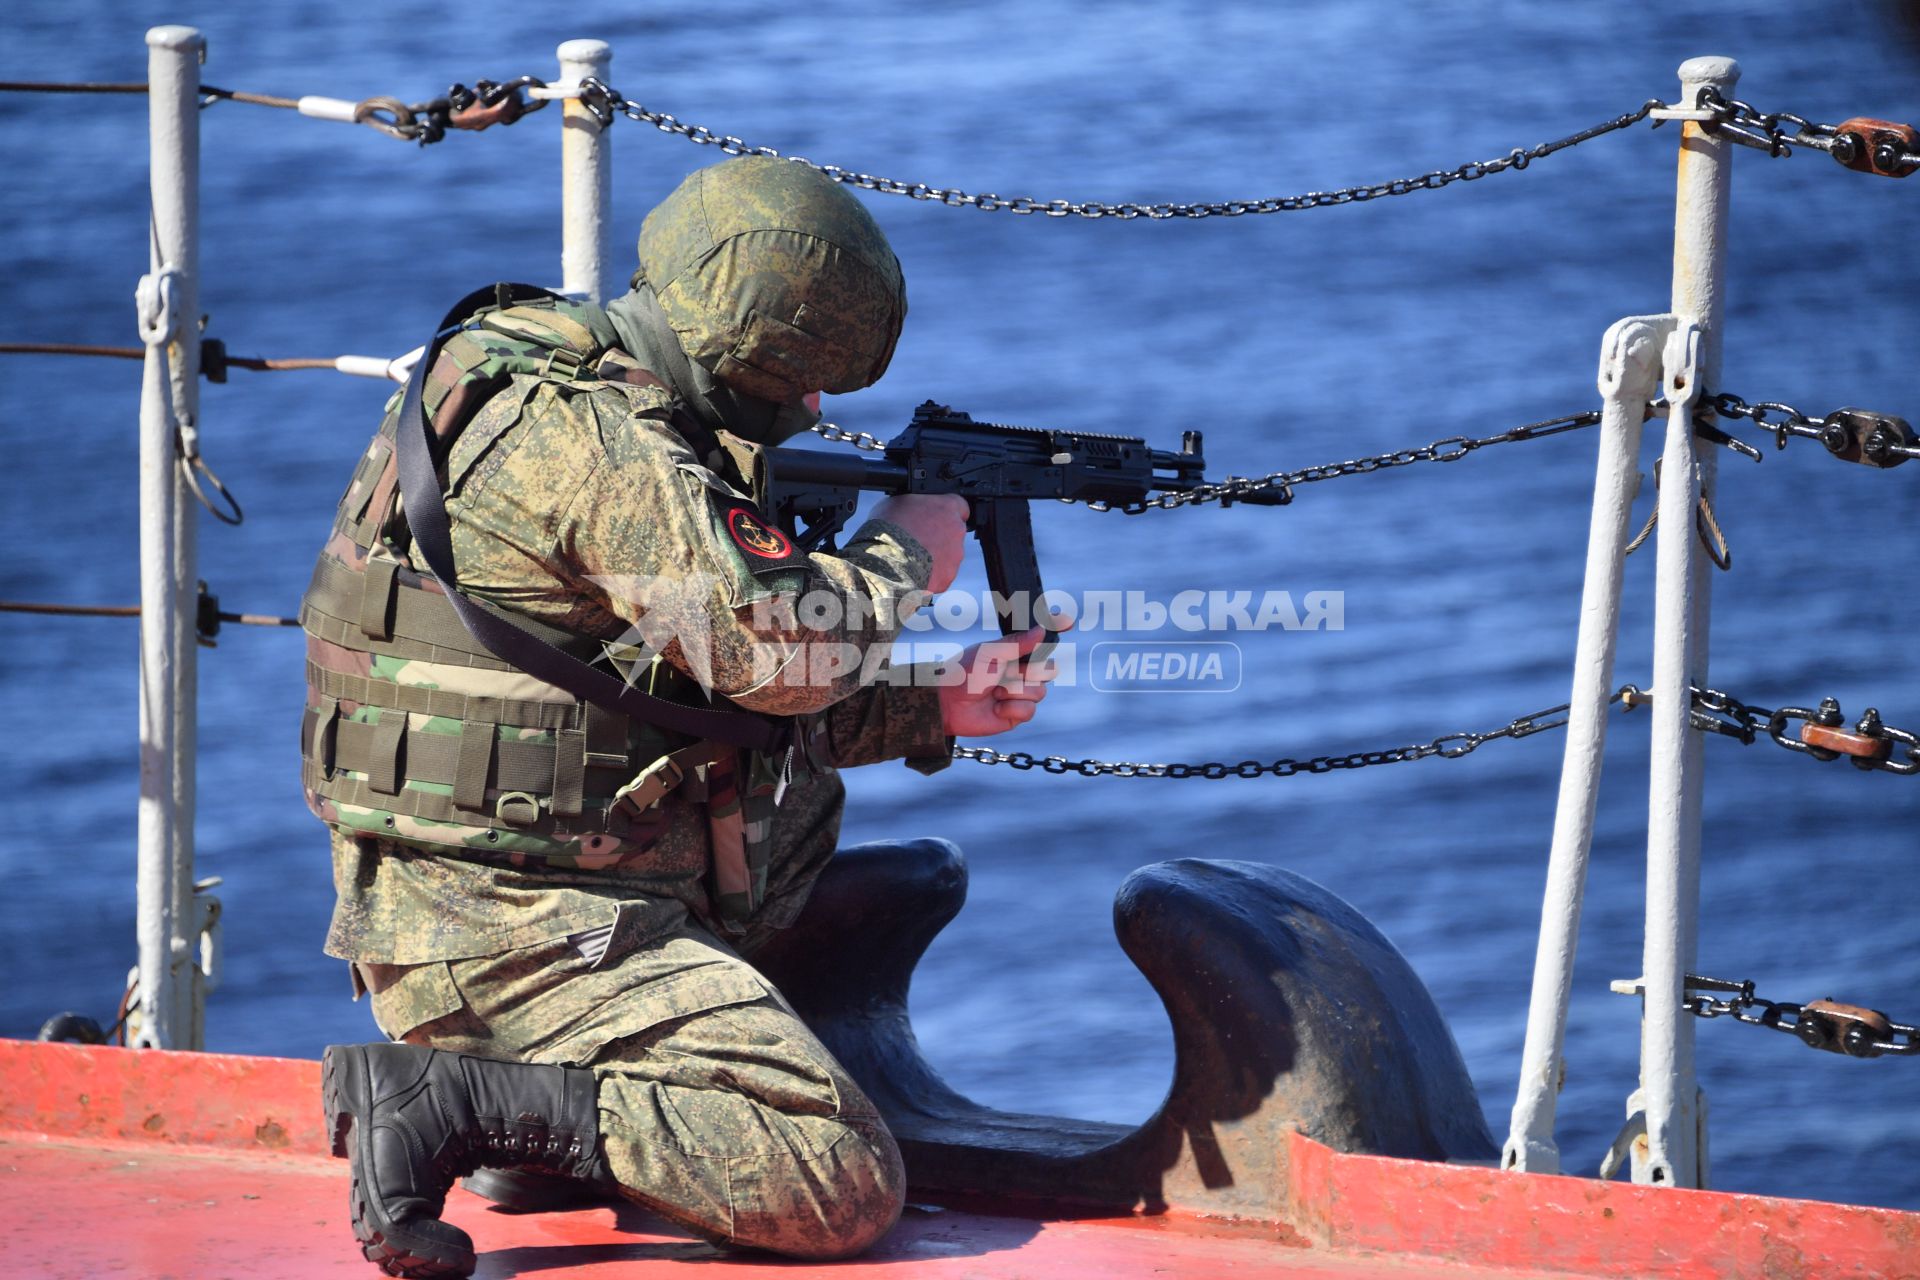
[393,282,784,753]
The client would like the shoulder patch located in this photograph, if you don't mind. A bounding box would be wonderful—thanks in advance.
[724,504,802,574]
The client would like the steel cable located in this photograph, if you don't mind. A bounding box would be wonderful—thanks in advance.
[0,600,296,627]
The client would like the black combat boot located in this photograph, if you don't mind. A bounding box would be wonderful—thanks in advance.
[323,1042,605,1279]
[461,1166,616,1212]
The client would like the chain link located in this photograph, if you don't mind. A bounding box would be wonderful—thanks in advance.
[1696,87,1841,159]
[350,76,550,144]
[1683,975,1920,1059]
[576,77,1664,220]
[1685,688,1920,775]
[1072,410,1602,512]
[810,421,889,452]
[1697,88,1920,177]
[810,407,1604,509]
[954,684,1920,779]
[1708,392,1830,448]
[1708,392,1920,464]
[807,407,1604,507]
[951,689,1621,779]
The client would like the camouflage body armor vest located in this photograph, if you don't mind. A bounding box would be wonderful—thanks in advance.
[300,294,789,925]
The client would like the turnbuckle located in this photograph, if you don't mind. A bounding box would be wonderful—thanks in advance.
[1678,974,1919,1058]
[1770,698,1920,774]
[1817,408,1915,468]
[448,77,549,131]
[1828,118,1920,178]
[1796,1000,1901,1058]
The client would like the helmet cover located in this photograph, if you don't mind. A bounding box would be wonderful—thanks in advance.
[636,156,907,404]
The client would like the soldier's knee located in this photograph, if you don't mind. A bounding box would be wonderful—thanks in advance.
[742,1117,906,1260]
[822,1119,907,1258]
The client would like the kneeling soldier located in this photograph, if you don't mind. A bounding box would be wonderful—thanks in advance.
[305,156,1058,1276]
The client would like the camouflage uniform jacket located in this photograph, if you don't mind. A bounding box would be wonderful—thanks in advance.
[318,343,949,967]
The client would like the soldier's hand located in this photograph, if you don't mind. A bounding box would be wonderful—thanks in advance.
[937,619,1069,738]
[870,493,969,595]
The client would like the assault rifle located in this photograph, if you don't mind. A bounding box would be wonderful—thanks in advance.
[765,401,1282,646]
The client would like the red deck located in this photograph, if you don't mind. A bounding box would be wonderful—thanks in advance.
[2,1039,1914,1280]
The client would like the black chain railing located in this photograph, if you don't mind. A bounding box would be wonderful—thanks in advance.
[814,409,1605,507]
[1683,688,1920,775]
[1684,974,1920,1059]
[952,692,1594,778]
[579,78,1669,219]
[954,684,1920,779]
[572,79,1919,203]
[1077,411,1604,512]
[12,74,1914,184]
[817,387,1914,510]
[1699,88,1920,178]
[1708,393,1918,467]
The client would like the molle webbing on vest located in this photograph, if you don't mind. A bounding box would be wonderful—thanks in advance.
[303,695,612,835]
[303,555,601,672]
[303,709,730,838]
[306,661,610,736]
[303,761,614,835]
[310,712,597,799]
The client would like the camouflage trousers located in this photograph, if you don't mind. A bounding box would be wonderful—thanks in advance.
[355,925,905,1259]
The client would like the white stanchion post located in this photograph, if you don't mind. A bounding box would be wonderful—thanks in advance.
[557,39,612,302]
[1635,55,1739,1190]
[1503,313,1673,1175]
[135,24,205,1050]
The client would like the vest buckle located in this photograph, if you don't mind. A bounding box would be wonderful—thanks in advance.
[611,753,686,817]
[541,347,586,382]
[495,791,542,828]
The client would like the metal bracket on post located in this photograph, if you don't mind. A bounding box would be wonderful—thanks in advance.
[1603,987,1710,1183]
[192,875,223,997]
[134,267,183,347]
[1599,1105,1646,1181]
[1504,313,1673,1175]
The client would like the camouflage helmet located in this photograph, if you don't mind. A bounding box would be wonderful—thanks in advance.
[635,156,907,404]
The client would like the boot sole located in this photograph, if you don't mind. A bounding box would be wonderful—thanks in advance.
[322,1045,477,1280]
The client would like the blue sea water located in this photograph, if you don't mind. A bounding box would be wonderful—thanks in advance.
[2,0,1917,1214]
